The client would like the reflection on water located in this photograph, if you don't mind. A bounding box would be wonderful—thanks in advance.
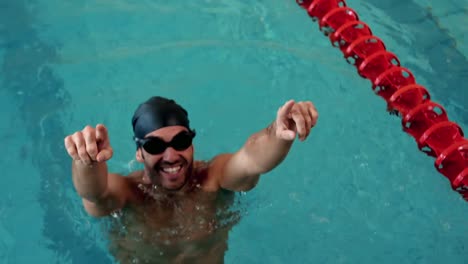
[102,189,244,263]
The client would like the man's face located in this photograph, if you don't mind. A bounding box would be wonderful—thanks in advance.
[136,126,194,190]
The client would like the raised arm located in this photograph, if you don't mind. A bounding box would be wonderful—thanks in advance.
[213,100,318,191]
[64,124,131,217]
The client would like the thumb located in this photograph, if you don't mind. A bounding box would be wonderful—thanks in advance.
[278,129,296,141]
[96,148,113,163]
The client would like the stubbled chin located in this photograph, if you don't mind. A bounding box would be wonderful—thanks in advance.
[159,167,187,189]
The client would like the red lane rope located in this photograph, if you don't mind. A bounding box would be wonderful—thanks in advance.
[296,0,468,201]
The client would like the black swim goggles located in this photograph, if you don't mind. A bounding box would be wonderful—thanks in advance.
[134,130,196,155]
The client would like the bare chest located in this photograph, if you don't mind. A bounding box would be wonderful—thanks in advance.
[110,188,232,245]
[134,194,218,241]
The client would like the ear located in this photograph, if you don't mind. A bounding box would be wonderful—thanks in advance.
[136,148,144,163]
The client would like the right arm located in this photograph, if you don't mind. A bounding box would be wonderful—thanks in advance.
[65,124,131,217]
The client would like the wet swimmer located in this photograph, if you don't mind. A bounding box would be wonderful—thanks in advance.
[64,96,319,263]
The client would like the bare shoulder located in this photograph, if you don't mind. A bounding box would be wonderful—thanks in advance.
[194,153,233,175]
[207,153,234,172]
[125,170,145,184]
[193,153,234,191]
[107,171,139,187]
[107,171,143,202]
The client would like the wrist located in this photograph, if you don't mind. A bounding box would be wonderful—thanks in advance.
[266,122,276,137]
[267,121,294,144]
[73,159,103,166]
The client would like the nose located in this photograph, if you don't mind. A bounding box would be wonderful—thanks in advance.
[162,147,179,162]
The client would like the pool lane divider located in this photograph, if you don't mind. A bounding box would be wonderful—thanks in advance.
[295,0,468,201]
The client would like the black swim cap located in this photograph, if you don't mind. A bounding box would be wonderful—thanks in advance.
[131,96,192,139]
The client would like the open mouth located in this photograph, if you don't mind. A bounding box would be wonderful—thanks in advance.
[161,165,182,174]
[159,164,184,181]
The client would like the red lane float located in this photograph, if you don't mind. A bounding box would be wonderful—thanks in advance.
[295,0,468,201]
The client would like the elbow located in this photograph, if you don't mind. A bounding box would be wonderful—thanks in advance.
[82,197,115,218]
[228,175,261,192]
[244,175,260,191]
[240,182,258,192]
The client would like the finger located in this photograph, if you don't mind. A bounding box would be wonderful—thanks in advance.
[96,147,113,163]
[291,111,307,141]
[64,136,80,160]
[96,124,108,143]
[96,124,112,161]
[298,102,312,136]
[277,100,295,122]
[83,126,98,161]
[307,102,319,127]
[96,124,113,162]
[72,131,91,164]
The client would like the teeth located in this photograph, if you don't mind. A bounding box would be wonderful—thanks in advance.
[162,166,181,174]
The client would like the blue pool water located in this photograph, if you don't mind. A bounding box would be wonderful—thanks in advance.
[0,0,467,263]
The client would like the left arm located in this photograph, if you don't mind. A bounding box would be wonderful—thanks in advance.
[211,100,319,191]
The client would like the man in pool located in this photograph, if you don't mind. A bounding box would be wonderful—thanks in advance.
[64,96,318,263]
